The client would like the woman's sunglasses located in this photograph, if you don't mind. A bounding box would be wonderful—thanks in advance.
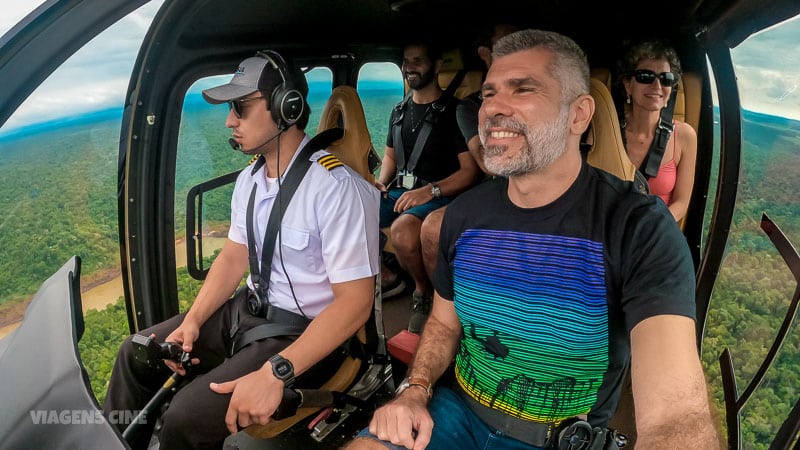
[633,69,679,87]
[228,95,265,118]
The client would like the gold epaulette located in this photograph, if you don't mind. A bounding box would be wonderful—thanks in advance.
[316,154,344,171]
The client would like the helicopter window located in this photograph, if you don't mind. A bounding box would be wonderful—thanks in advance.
[0,1,162,326]
[700,13,800,447]
[0,2,164,404]
[356,61,404,173]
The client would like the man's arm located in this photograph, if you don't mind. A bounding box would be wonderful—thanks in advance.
[407,293,462,385]
[630,314,721,448]
[375,145,397,191]
[392,152,480,213]
[166,238,249,360]
[183,239,249,326]
[279,276,374,376]
[432,151,480,197]
[365,293,462,450]
[211,276,375,433]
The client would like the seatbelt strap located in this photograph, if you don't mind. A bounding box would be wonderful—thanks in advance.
[231,307,310,354]
[246,128,344,296]
[392,92,412,173]
[393,69,468,176]
[233,128,343,354]
[640,88,678,179]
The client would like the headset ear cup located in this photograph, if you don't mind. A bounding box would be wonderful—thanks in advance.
[279,89,305,127]
[260,50,306,129]
[270,87,305,130]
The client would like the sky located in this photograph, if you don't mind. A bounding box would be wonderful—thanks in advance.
[0,1,799,133]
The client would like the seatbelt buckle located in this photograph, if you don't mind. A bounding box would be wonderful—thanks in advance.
[657,118,674,133]
[397,171,417,190]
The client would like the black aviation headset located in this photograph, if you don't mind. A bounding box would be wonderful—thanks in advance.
[255,49,306,130]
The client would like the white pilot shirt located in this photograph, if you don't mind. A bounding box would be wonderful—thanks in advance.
[228,135,380,317]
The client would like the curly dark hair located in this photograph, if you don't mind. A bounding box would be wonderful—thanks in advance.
[617,39,682,81]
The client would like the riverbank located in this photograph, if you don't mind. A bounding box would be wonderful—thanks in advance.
[0,236,226,339]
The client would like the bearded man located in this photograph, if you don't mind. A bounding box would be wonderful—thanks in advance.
[375,40,479,333]
[347,29,720,450]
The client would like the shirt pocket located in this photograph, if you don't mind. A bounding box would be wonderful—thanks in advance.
[280,225,320,271]
[281,226,310,251]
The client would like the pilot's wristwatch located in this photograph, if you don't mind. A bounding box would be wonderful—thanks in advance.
[268,354,295,388]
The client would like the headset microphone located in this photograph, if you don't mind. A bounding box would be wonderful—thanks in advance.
[228,127,286,154]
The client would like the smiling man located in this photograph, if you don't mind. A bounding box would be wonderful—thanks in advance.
[374,40,479,333]
[346,29,720,450]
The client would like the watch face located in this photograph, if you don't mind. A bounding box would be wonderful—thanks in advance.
[274,361,292,377]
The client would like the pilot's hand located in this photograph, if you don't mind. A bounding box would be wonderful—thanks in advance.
[393,187,432,213]
[368,388,433,450]
[163,321,201,375]
[210,363,285,434]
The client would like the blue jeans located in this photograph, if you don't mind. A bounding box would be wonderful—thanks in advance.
[354,387,549,450]
[379,187,452,229]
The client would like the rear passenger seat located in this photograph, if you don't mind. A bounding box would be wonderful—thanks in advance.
[585,76,637,182]
[437,48,483,99]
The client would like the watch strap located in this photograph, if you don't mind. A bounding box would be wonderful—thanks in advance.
[408,376,433,398]
[430,183,442,199]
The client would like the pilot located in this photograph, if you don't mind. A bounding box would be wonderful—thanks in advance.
[103,50,380,449]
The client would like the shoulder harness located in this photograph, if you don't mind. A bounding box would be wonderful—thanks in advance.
[392,69,468,175]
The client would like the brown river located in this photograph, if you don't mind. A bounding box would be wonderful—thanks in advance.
[0,237,227,339]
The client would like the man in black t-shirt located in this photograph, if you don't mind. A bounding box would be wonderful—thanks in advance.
[375,41,479,333]
[347,29,720,450]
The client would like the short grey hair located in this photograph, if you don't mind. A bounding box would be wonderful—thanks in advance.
[492,29,591,104]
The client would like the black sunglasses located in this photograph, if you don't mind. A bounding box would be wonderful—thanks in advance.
[228,95,265,118]
[633,69,679,87]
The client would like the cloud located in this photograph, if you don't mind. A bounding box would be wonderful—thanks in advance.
[2,1,165,131]
[731,15,800,120]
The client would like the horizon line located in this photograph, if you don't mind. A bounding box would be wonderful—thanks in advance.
[1,91,797,140]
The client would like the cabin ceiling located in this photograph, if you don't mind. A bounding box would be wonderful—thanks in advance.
[174,0,800,54]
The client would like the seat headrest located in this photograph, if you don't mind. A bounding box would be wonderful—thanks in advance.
[436,47,483,99]
[438,70,483,99]
[316,86,375,182]
[673,72,700,133]
[586,78,637,182]
[440,48,464,72]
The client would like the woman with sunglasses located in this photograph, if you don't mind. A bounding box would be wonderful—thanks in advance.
[618,40,697,222]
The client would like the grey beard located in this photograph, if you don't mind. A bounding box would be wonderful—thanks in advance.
[480,107,570,177]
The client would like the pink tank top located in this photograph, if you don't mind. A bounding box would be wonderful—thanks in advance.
[648,159,677,205]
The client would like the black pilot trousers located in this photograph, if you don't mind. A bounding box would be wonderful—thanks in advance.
[103,292,341,450]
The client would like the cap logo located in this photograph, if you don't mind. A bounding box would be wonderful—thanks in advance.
[235,65,246,75]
